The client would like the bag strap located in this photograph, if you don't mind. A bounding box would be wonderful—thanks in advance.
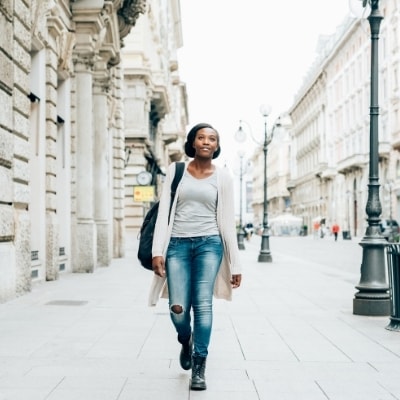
[168,162,185,223]
[171,162,185,195]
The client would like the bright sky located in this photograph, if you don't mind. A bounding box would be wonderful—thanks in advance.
[178,0,353,165]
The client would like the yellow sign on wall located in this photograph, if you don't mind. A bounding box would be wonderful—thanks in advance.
[133,186,155,202]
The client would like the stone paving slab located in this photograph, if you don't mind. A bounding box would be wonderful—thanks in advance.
[0,234,399,399]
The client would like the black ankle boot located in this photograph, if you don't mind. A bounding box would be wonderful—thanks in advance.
[190,355,207,390]
[179,335,192,370]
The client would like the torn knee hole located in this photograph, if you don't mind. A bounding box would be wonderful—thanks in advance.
[171,304,183,314]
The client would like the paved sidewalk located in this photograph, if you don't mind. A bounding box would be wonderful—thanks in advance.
[1,233,400,399]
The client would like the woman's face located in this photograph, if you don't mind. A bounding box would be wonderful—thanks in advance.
[193,128,219,159]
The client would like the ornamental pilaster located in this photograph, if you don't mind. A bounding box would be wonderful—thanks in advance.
[72,55,95,211]
[71,54,97,272]
[93,61,112,266]
[71,1,105,55]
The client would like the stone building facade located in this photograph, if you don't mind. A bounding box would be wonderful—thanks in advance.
[0,0,186,303]
[121,0,188,232]
[251,125,292,229]
[253,0,400,237]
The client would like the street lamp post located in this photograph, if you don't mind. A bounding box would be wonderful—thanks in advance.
[353,0,390,316]
[237,151,246,250]
[235,109,292,262]
[258,104,273,262]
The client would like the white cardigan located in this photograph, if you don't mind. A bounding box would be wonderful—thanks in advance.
[149,161,242,306]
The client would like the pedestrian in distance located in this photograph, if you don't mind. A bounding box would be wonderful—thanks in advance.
[150,122,242,391]
[244,222,254,241]
[320,218,326,238]
[332,223,340,241]
[313,221,320,239]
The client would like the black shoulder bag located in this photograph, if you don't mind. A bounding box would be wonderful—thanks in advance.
[137,162,185,270]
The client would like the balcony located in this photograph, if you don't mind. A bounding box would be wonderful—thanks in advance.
[168,146,184,161]
[162,132,179,145]
[378,141,391,160]
[286,180,296,192]
[337,153,367,174]
[320,166,337,180]
[390,124,400,150]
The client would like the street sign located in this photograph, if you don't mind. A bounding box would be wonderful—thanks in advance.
[133,186,155,202]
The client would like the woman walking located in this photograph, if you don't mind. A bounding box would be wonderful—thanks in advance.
[149,122,242,390]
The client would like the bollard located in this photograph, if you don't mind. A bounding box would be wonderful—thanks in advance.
[385,244,400,331]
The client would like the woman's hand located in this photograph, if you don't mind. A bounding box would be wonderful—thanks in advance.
[152,256,166,277]
[231,274,242,288]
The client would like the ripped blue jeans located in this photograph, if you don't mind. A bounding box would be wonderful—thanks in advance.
[166,235,223,358]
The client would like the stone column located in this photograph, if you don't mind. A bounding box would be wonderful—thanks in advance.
[111,65,125,258]
[93,62,112,266]
[44,37,60,281]
[73,57,96,272]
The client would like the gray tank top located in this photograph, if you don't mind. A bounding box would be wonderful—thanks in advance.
[171,171,219,237]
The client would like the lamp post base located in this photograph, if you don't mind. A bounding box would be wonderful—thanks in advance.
[353,236,390,316]
[258,233,272,262]
[353,297,390,316]
[237,232,246,250]
[258,252,272,262]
